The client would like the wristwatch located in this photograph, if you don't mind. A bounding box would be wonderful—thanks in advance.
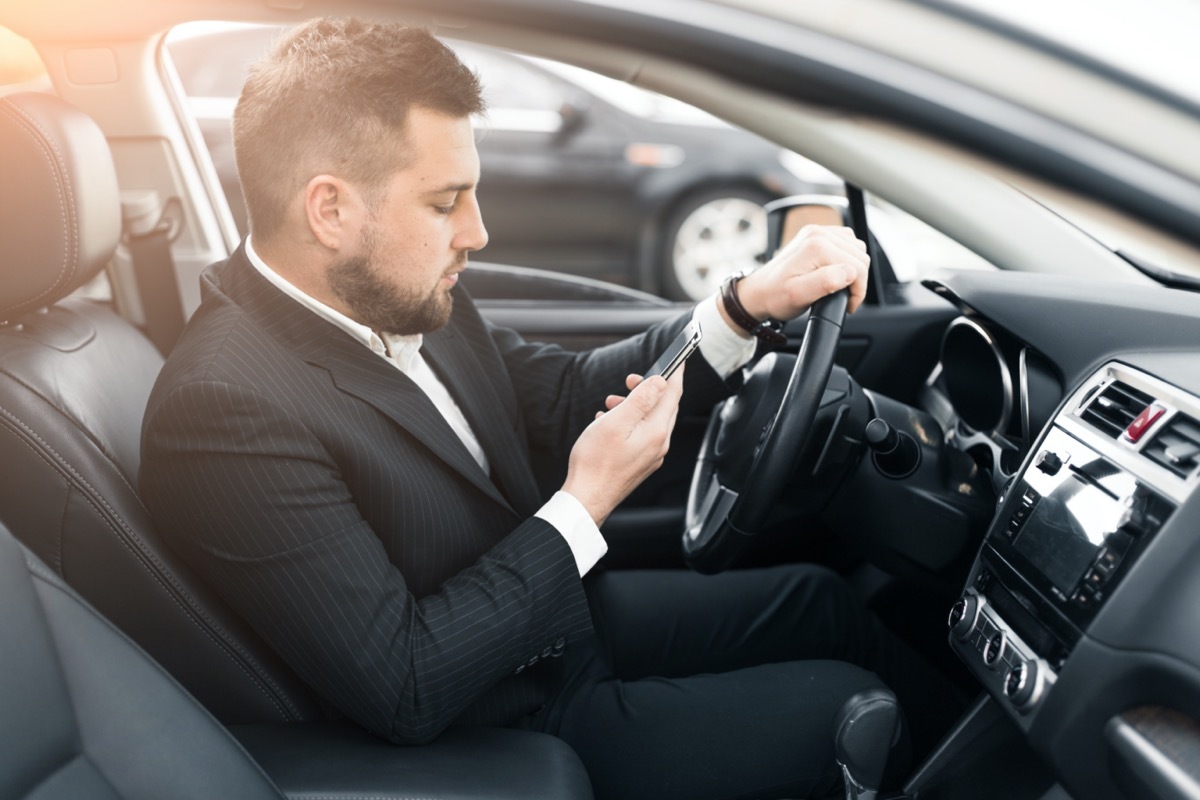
[719,271,787,346]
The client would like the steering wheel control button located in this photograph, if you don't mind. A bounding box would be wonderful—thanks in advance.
[1034,449,1066,475]
[1123,403,1166,443]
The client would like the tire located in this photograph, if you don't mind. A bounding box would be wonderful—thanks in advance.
[659,187,774,301]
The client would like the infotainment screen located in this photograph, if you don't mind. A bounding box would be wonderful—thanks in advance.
[1012,462,1133,594]
[1003,426,1179,612]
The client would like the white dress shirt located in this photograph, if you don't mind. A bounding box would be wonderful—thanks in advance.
[244,237,755,576]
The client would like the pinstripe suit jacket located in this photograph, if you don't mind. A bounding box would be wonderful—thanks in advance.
[140,245,728,743]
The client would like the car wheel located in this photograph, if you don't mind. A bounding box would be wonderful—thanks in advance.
[660,188,774,301]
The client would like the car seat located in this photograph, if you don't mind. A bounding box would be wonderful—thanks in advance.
[0,90,317,724]
[0,520,591,799]
[0,92,591,799]
[0,521,285,799]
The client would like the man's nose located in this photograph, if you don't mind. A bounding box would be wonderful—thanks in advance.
[456,196,488,252]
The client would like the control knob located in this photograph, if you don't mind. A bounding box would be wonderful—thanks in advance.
[947,595,978,641]
[1004,660,1040,709]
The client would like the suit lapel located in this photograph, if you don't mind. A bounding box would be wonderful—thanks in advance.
[422,327,543,517]
[210,248,515,513]
[316,335,516,511]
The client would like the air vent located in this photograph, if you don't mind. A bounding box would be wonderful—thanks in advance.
[1080,381,1155,439]
[1144,414,1200,479]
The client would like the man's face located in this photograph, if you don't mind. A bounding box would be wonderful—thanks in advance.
[329,107,487,336]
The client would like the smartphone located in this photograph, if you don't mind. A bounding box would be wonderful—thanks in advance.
[646,320,702,380]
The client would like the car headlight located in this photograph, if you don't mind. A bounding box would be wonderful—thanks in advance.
[624,143,686,168]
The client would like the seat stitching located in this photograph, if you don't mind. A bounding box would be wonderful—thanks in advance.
[0,101,76,318]
[0,396,297,707]
[0,410,300,721]
[3,420,294,721]
[0,363,144,499]
[53,477,69,574]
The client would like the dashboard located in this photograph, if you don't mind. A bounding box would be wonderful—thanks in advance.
[919,272,1200,800]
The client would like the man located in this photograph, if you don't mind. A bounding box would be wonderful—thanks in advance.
[142,18,949,800]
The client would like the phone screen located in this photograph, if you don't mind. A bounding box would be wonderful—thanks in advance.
[646,321,702,379]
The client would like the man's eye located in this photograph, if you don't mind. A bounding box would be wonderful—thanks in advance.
[434,203,456,215]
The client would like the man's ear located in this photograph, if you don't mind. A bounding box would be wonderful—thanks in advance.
[303,174,359,250]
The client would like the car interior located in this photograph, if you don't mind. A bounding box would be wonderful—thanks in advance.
[1,2,1199,799]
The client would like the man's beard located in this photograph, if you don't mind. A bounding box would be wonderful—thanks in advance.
[328,228,461,336]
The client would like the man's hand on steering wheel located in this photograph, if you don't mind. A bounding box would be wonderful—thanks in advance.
[724,225,870,334]
[684,224,871,574]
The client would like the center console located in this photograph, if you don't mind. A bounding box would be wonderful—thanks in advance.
[949,363,1200,729]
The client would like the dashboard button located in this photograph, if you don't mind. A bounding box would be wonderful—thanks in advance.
[984,632,1006,667]
[1124,403,1165,443]
[974,570,992,592]
[1097,548,1120,570]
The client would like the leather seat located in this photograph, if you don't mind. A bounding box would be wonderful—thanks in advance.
[0,522,285,799]
[1,520,592,799]
[0,90,319,725]
[0,92,592,799]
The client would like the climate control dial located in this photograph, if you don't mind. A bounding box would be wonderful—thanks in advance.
[1004,660,1040,709]
[948,595,979,641]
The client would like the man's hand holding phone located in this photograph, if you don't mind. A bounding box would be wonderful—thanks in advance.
[564,367,685,526]
[646,319,702,381]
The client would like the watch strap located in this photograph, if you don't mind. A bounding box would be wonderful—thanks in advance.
[720,273,787,346]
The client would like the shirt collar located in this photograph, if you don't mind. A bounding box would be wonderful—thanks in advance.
[244,235,423,363]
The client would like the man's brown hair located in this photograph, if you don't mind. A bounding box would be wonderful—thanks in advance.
[233,18,485,240]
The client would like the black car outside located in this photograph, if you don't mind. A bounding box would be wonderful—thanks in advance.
[166,24,839,300]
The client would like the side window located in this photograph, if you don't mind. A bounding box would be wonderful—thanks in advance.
[865,194,997,282]
[163,23,843,303]
[459,46,566,112]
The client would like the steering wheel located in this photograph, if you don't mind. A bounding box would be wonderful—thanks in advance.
[682,288,848,573]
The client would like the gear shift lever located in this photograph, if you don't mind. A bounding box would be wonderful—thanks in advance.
[832,688,900,800]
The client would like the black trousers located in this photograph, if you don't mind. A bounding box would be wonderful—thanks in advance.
[525,564,959,800]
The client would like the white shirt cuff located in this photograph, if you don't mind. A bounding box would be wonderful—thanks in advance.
[694,294,757,379]
[536,490,608,577]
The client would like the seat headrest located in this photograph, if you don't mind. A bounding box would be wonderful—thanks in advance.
[0,92,121,322]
